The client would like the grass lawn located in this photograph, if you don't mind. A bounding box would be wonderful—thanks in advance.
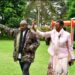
[0,40,75,75]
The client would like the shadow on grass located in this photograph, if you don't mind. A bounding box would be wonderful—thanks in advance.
[0,36,13,40]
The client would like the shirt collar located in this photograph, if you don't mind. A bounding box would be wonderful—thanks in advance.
[59,28,64,35]
[55,28,64,35]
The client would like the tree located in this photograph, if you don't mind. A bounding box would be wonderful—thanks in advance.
[0,0,27,27]
[0,0,68,27]
[23,0,67,26]
[67,0,75,18]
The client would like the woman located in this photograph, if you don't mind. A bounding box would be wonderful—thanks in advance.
[32,20,75,75]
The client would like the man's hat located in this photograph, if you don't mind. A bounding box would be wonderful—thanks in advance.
[20,20,27,25]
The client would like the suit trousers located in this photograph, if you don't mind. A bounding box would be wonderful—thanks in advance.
[19,61,31,75]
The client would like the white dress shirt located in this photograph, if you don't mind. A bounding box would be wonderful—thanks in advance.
[18,30,26,59]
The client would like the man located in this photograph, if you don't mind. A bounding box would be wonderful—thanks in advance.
[0,20,39,75]
[32,20,75,75]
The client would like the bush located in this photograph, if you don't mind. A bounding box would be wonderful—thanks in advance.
[37,26,51,41]
[40,26,50,32]
[0,32,13,40]
[73,41,75,49]
[65,26,71,32]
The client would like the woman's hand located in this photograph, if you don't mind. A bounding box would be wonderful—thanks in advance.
[32,24,37,31]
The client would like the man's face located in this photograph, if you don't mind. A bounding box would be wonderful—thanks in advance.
[20,23,27,31]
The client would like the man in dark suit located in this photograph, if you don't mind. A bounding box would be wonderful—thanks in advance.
[0,20,39,75]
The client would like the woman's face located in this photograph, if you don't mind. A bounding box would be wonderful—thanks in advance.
[55,22,60,30]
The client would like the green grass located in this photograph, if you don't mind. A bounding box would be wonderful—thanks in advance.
[0,40,49,75]
[0,40,75,75]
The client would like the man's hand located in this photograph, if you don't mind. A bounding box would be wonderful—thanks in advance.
[68,59,75,66]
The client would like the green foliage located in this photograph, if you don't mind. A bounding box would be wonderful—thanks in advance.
[73,42,75,48]
[0,0,68,27]
[0,32,13,40]
[41,26,50,32]
[0,40,49,75]
[65,26,71,32]
[67,0,75,18]
[0,0,27,27]
[37,26,51,41]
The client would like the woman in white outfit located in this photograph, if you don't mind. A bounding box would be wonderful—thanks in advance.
[32,20,75,75]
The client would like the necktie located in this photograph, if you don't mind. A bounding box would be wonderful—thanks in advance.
[19,31,23,53]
